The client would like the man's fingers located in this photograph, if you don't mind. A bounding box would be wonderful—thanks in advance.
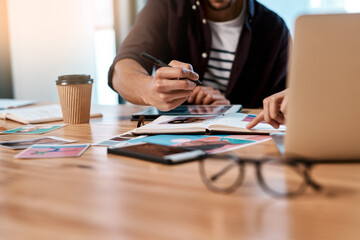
[169,60,194,71]
[187,86,201,103]
[269,98,285,124]
[268,119,280,129]
[280,94,288,116]
[155,67,199,81]
[189,87,229,105]
[154,79,196,93]
[276,114,285,125]
[263,99,271,124]
[263,100,283,127]
[246,111,281,129]
[246,112,265,129]
[202,94,214,105]
[194,89,206,105]
[158,90,193,103]
[205,91,225,101]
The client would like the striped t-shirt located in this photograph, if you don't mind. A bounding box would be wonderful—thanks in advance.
[203,3,246,93]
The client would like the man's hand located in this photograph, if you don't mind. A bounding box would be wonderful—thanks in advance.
[147,60,199,111]
[187,86,230,105]
[246,89,289,129]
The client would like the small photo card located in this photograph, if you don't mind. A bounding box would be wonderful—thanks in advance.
[0,136,77,150]
[3,124,66,134]
[15,144,90,159]
[93,131,146,147]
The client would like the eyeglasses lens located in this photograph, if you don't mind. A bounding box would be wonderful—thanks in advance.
[200,156,244,193]
[260,160,307,196]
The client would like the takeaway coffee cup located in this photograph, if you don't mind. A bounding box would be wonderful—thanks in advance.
[56,74,93,124]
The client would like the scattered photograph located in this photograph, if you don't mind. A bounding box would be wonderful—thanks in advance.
[126,134,271,154]
[0,136,77,150]
[2,124,66,134]
[93,131,146,147]
[15,144,90,159]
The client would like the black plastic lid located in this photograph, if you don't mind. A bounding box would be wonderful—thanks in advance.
[56,74,93,85]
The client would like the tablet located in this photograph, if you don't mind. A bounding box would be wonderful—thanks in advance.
[131,104,242,121]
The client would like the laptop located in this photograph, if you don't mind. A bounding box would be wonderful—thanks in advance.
[273,13,360,160]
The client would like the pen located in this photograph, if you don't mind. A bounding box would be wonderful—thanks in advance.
[140,52,202,85]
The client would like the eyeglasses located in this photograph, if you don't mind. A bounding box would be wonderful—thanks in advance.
[199,155,360,198]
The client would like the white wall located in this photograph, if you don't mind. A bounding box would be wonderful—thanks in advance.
[7,0,97,102]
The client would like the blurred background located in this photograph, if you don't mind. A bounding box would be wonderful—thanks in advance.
[1,0,359,105]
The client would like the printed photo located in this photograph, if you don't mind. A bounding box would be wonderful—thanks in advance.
[116,142,189,157]
[0,136,76,150]
[93,131,146,147]
[15,144,90,159]
[127,134,271,154]
[3,124,65,134]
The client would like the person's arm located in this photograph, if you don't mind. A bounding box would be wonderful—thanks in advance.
[112,58,199,111]
[246,88,288,129]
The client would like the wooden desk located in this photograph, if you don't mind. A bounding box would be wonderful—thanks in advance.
[1,105,359,240]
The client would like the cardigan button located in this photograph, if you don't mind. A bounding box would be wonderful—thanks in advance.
[196,1,200,6]
[202,18,207,24]
[202,52,208,59]
[192,4,197,10]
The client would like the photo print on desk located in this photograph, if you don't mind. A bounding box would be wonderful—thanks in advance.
[0,136,77,150]
[125,135,271,154]
[2,124,66,134]
[93,131,146,147]
[15,144,90,159]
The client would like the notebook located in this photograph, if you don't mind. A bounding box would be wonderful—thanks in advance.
[0,104,102,124]
[276,14,360,160]
[132,113,286,135]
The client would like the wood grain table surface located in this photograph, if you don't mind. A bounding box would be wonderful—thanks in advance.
[0,104,359,240]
